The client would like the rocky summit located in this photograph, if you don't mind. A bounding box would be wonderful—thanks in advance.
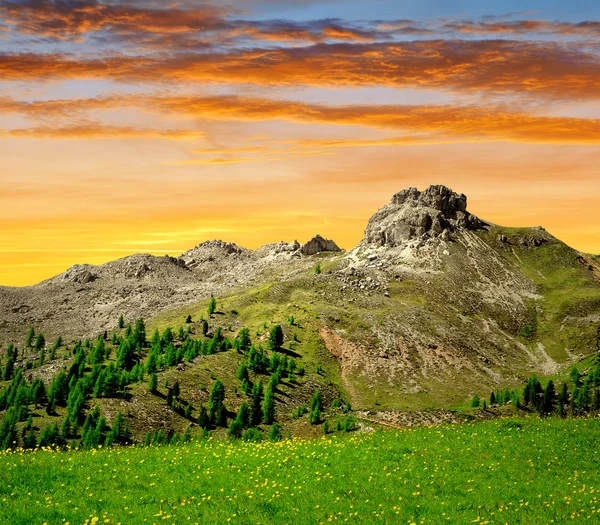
[1,184,599,438]
[363,185,485,246]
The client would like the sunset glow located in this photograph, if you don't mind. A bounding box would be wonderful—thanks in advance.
[1,0,599,286]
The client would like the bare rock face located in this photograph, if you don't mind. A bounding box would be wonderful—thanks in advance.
[363,185,485,247]
[299,235,342,256]
[61,264,98,284]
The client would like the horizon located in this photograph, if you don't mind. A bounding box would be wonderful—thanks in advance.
[1,182,589,288]
[1,0,600,286]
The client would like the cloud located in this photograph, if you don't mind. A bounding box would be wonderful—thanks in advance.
[0,0,232,39]
[1,123,204,140]
[443,19,600,37]
[2,93,600,145]
[0,39,598,101]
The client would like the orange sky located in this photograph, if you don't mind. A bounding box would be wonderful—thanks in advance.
[0,1,599,286]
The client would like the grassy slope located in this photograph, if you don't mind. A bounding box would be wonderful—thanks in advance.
[490,227,600,360]
[2,228,598,440]
[146,227,600,414]
[2,417,600,524]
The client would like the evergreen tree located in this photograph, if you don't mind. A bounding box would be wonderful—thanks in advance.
[148,373,158,393]
[48,371,69,407]
[116,339,135,371]
[309,389,323,425]
[90,337,105,365]
[235,402,250,429]
[268,325,284,351]
[25,327,36,348]
[570,367,580,387]
[269,422,282,442]
[145,350,158,374]
[118,314,125,329]
[237,362,249,382]
[541,380,555,415]
[208,380,226,425]
[251,380,264,426]
[133,319,146,348]
[34,333,45,353]
[263,385,275,424]
[208,296,217,316]
[592,388,600,411]
[30,378,46,407]
[235,328,251,353]
[197,405,210,429]
[227,419,243,439]
[185,315,192,324]
[172,381,180,399]
[201,319,209,336]
[578,383,591,412]
[490,392,496,405]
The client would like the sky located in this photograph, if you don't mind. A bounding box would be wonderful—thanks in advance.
[0,0,599,286]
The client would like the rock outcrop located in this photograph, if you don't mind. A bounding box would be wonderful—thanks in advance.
[363,185,485,247]
[300,235,342,256]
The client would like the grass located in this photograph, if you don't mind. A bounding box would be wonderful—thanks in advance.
[1,417,600,524]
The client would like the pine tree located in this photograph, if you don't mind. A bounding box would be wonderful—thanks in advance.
[25,327,35,347]
[591,388,600,411]
[268,325,284,351]
[148,373,158,393]
[269,422,282,442]
[197,405,210,429]
[208,296,217,316]
[201,319,209,336]
[263,385,275,424]
[116,339,135,371]
[227,419,243,439]
[251,381,264,426]
[309,389,323,425]
[541,380,555,415]
[145,350,158,374]
[235,402,250,429]
[237,362,249,382]
[490,392,496,405]
[235,328,251,353]
[34,333,45,353]
[118,314,125,329]
[208,380,226,425]
[570,367,580,387]
[172,381,180,399]
[185,314,192,324]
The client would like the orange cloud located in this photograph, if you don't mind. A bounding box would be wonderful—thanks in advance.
[1,123,204,140]
[0,0,231,39]
[0,40,598,100]
[2,94,600,145]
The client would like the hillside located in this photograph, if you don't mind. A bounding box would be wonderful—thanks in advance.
[0,185,599,445]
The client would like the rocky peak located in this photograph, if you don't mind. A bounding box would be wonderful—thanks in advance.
[363,185,485,247]
[299,235,342,256]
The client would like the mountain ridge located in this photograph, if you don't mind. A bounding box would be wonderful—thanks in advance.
[1,185,599,418]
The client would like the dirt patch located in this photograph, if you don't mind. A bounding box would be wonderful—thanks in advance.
[319,326,364,406]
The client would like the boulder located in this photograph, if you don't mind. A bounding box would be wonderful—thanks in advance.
[299,235,342,256]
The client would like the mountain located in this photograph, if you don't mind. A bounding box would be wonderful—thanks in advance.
[1,185,599,440]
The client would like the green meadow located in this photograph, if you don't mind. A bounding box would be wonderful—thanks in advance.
[1,417,599,524]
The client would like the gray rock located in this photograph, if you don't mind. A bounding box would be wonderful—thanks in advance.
[299,234,342,256]
[363,185,486,247]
